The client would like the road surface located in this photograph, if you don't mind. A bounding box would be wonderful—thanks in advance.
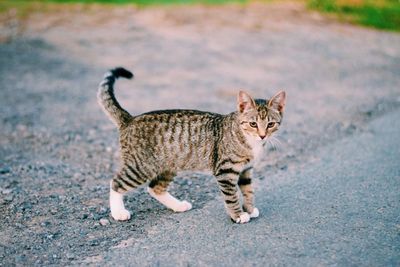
[0,2,399,266]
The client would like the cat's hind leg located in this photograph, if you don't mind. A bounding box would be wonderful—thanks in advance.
[147,171,192,212]
[110,180,131,221]
[110,167,148,221]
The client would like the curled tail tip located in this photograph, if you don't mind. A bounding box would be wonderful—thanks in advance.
[111,67,134,79]
[98,67,133,127]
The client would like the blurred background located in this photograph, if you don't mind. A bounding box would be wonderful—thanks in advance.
[1,0,400,31]
[0,0,399,266]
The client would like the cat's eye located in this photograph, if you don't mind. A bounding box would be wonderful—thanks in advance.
[267,122,276,128]
[249,122,258,128]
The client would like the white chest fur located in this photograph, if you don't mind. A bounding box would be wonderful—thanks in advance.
[245,135,265,164]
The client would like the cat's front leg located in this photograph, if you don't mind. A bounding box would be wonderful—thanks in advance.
[238,167,259,219]
[215,170,250,224]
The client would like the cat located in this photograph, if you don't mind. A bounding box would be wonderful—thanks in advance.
[98,67,286,224]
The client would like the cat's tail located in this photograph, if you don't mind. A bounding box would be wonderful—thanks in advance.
[98,67,134,128]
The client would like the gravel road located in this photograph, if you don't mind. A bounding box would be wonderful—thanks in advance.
[103,101,400,267]
[0,2,399,266]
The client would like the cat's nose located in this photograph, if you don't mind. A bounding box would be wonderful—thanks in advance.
[260,135,266,140]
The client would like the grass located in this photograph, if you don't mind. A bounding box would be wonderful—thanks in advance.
[307,0,400,31]
[1,0,399,31]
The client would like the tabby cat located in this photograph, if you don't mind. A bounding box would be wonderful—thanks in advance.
[98,67,286,224]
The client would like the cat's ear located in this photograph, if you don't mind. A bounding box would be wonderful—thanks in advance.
[237,91,256,113]
[268,90,286,114]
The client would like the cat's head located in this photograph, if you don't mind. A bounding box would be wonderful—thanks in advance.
[237,90,286,142]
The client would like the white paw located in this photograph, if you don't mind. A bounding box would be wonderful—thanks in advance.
[235,212,250,224]
[172,200,192,213]
[250,207,259,218]
[111,209,131,221]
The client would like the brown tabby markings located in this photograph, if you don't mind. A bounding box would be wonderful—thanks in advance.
[98,68,286,223]
[238,167,254,213]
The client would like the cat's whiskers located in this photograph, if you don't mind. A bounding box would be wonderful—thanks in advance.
[269,138,278,151]
[266,135,282,151]
[271,135,282,147]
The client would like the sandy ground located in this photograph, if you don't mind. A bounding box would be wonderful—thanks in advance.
[0,2,399,265]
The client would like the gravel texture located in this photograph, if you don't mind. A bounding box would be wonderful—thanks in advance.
[0,2,399,266]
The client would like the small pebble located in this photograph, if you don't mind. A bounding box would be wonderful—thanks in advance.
[98,207,108,214]
[99,218,110,226]
[50,208,58,215]
[0,167,11,174]
[41,221,51,227]
[47,234,55,239]
[4,195,13,202]
[92,213,102,220]
[15,223,24,228]
[1,188,12,194]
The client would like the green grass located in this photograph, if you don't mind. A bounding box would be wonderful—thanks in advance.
[1,0,399,32]
[308,0,400,31]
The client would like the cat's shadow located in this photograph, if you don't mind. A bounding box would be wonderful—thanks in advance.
[121,172,273,227]
[125,172,219,216]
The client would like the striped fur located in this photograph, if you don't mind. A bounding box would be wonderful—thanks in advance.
[98,67,286,223]
[97,67,133,128]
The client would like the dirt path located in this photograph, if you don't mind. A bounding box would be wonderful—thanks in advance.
[103,104,400,267]
[0,2,399,265]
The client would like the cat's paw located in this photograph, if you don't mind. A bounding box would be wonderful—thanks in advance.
[249,207,259,218]
[111,209,131,221]
[235,212,250,224]
[172,200,192,213]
